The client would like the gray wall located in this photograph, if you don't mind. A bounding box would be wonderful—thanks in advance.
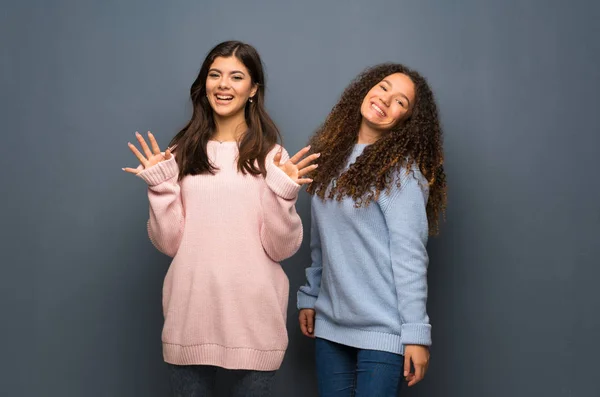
[2,0,599,396]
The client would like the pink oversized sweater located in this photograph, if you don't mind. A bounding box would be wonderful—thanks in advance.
[137,141,303,371]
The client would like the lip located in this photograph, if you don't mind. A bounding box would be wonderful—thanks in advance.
[370,101,387,117]
[214,93,234,105]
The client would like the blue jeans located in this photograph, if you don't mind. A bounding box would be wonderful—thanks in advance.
[315,338,404,397]
[168,364,275,397]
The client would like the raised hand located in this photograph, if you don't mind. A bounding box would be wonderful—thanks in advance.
[273,145,320,185]
[123,131,172,175]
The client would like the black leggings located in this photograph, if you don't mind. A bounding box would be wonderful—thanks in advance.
[168,364,275,397]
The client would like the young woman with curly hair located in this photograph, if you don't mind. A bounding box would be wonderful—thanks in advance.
[297,63,446,396]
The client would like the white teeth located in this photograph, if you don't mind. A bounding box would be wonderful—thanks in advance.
[216,95,233,100]
[371,103,385,117]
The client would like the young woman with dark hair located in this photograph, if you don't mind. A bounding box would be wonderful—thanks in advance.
[124,40,318,397]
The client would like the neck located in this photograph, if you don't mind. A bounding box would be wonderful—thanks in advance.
[357,119,384,144]
[213,112,248,142]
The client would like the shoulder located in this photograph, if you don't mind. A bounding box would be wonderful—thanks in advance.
[397,163,428,190]
[379,160,429,208]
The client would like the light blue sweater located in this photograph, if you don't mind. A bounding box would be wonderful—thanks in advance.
[297,144,431,355]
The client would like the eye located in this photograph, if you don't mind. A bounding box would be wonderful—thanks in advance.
[232,75,243,81]
[396,99,404,107]
[380,85,388,92]
[208,73,219,78]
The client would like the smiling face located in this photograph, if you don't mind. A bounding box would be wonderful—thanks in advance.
[205,55,258,120]
[360,72,416,132]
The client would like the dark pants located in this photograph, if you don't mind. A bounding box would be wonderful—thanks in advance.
[315,338,404,397]
[168,364,275,397]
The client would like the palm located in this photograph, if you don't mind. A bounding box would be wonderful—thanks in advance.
[146,152,168,168]
[278,162,299,180]
[274,146,320,185]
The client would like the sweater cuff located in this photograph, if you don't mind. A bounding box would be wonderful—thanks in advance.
[401,323,432,346]
[265,163,301,200]
[137,157,179,186]
[297,292,317,310]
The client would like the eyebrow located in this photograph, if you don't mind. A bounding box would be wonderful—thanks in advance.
[208,68,246,76]
[383,79,411,106]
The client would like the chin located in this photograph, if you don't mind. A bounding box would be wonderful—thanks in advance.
[364,114,384,127]
[214,107,243,118]
[213,110,233,117]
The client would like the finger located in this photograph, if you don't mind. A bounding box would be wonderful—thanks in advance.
[404,354,411,378]
[288,145,311,164]
[122,167,140,174]
[409,365,425,387]
[298,312,306,333]
[147,131,161,155]
[296,152,320,170]
[135,132,152,158]
[408,375,421,387]
[273,150,282,165]
[307,311,315,335]
[299,313,309,337]
[128,142,148,167]
[296,178,313,185]
[298,164,318,177]
[165,149,173,160]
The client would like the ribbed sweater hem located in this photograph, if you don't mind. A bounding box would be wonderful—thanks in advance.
[296,293,317,310]
[163,343,286,371]
[315,317,405,355]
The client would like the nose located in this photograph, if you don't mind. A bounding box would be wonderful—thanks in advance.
[218,77,230,90]
[379,95,390,107]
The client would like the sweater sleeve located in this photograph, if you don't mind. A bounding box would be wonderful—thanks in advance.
[136,156,185,257]
[260,147,303,262]
[380,167,432,346]
[297,205,323,310]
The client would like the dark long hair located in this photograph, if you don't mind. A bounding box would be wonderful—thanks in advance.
[169,41,280,178]
[306,63,447,235]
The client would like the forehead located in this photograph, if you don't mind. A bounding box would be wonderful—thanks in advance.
[381,73,415,97]
[209,56,248,73]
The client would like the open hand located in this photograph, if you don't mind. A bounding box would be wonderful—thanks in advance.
[404,344,430,386]
[123,131,172,174]
[273,145,319,185]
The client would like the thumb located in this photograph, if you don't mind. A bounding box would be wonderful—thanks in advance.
[165,149,172,160]
[404,351,411,377]
[273,150,282,165]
